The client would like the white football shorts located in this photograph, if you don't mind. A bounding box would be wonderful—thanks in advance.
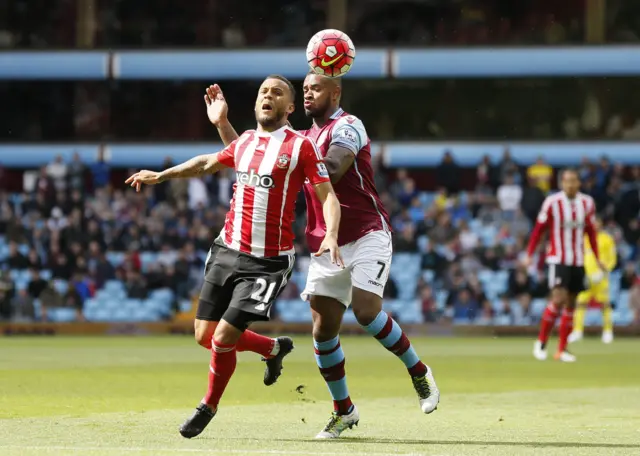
[300,230,393,307]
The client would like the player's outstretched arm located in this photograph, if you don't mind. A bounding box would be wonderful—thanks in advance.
[125,154,226,192]
[205,84,240,146]
[312,182,344,267]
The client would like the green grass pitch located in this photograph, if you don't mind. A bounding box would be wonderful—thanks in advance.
[1,335,639,456]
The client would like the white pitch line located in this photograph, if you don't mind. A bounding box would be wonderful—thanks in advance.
[0,446,446,456]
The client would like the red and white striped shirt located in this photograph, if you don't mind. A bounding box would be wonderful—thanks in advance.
[526,191,599,266]
[216,126,329,258]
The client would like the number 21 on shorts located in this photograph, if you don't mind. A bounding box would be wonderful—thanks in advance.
[251,278,277,311]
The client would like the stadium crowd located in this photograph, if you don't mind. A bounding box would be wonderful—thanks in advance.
[0,150,638,326]
[1,0,640,48]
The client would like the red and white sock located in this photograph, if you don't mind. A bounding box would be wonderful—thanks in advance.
[203,341,237,410]
[538,302,559,346]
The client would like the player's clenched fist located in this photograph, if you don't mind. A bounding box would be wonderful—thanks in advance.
[125,170,163,192]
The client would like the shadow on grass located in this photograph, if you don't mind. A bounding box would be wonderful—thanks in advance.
[210,436,640,449]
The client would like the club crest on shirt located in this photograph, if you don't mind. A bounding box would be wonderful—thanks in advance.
[276,153,290,169]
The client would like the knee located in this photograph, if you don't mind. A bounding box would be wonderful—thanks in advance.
[310,298,342,342]
[194,320,217,348]
[213,321,242,346]
[312,318,339,342]
[352,294,382,326]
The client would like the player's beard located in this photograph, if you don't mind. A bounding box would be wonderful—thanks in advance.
[256,108,286,129]
[304,101,329,119]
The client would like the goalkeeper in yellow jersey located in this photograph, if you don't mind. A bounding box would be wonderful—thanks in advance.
[569,216,617,344]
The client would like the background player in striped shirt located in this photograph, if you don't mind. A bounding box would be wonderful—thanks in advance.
[569,216,617,344]
[126,75,343,438]
[206,74,439,439]
[524,169,605,362]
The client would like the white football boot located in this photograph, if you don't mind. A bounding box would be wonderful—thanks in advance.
[602,330,614,344]
[567,330,583,344]
[412,367,440,414]
[554,351,577,362]
[533,340,548,361]
[315,405,359,439]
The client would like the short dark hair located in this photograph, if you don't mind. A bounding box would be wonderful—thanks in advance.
[561,167,579,179]
[306,70,342,88]
[264,74,295,102]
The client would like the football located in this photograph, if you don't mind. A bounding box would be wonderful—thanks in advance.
[306,29,356,78]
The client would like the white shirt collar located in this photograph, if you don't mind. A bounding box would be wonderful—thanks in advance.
[329,107,344,120]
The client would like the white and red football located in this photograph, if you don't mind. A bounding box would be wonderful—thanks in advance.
[306,29,356,78]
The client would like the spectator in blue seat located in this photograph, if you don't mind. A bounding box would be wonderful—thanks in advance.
[383,276,398,299]
[5,242,29,269]
[480,247,500,271]
[437,150,461,195]
[50,251,72,280]
[39,284,64,321]
[451,289,479,322]
[508,266,533,316]
[420,243,445,277]
[448,196,471,225]
[420,285,437,323]
[91,149,111,191]
[521,176,545,223]
[26,248,42,270]
[429,212,457,245]
[125,270,147,299]
[67,152,87,192]
[10,289,35,322]
[0,271,14,320]
[530,269,549,299]
[394,224,418,253]
[27,268,47,299]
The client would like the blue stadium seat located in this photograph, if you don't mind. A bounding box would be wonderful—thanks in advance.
[435,290,448,310]
[40,269,52,281]
[178,299,192,313]
[106,252,125,267]
[417,235,429,252]
[53,279,68,295]
[105,280,125,292]
[422,270,435,284]
[140,252,158,273]
[18,244,30,256]
[530,299,547,319]
[149,288,174,304]
[47,307,77,323]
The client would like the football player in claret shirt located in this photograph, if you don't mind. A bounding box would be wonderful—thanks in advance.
[206,73,439,439]
[126,75,343,438]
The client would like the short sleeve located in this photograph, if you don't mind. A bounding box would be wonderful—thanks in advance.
[217,140,237,168]
[330,115,368,155]
[300,138,330,185]
[537,197,552,224]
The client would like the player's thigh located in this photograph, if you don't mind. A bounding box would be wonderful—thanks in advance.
[196,244,236,330]
[568,266,587,297]
[228,255,294,326]
[593,280,610,305]
[301,252,352,306]
[350,230,393,323]
[576,289,592,306]
[309,295,346,342]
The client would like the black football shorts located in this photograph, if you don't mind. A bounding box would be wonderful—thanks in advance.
[197,240,294,329]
